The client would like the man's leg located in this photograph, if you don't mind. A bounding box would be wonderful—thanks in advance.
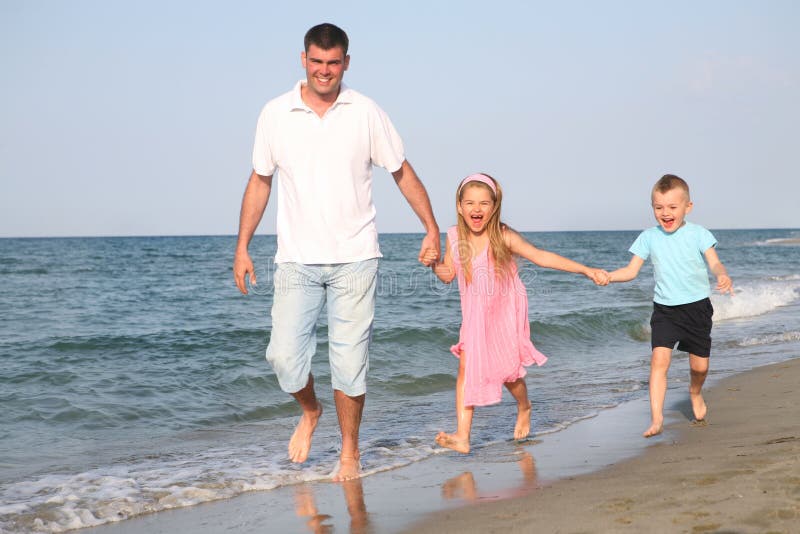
[266,263,326,463]
[645,347,672,437]
[289,373,324,463]
[333,389,365,481]
[689,354,709,421]
[326,259,378,481]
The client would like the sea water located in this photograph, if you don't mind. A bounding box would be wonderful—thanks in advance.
[1,229,799,532]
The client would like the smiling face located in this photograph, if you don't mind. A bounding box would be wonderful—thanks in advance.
[301,44,349,102]
[458,184,496,235]
[651,187,693,233]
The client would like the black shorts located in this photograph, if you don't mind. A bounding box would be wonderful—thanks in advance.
[650,298,714,357]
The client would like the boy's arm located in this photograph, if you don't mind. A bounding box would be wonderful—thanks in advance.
[704,247,734,294]
[431,235,456,283]
[608,255,645,283]
[506,229,609,285]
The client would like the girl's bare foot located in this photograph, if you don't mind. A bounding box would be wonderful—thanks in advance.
[332,454,361,482]
[435,431,470,454]
[514,401,532,440]
[288,401,323,463]
[643,420,663,438]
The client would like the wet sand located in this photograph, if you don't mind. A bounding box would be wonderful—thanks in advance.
[407,358,800,534]
[84,358,799,534]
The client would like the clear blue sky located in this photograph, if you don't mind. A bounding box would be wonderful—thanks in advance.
[2,0,798,237]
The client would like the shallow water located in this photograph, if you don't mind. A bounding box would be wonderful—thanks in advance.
[1,229,799,532]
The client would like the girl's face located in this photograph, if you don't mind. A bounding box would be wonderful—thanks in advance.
[458,184,496,235]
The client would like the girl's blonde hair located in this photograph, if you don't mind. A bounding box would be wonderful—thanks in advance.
[455,173,513,283]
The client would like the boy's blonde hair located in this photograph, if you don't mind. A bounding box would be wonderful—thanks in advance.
[455,173,513,283]
[653,174,690,201]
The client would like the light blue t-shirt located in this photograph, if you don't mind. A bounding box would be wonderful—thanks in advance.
[629,221,717,306]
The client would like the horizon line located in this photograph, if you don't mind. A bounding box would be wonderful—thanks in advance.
[1,226,798,240]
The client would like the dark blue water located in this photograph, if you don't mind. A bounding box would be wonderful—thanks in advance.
[1,230,799,532]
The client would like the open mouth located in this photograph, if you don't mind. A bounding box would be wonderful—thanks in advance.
[470,214,484,226]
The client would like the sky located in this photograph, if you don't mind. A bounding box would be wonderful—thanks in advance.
[1,0,799,237]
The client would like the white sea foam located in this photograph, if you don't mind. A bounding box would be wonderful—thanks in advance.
[755,237,800,246]
[737,331,800,347]
[711,279,800,321]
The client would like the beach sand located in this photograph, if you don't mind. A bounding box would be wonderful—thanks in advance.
[407,358,800,534]
[85,358,799,534]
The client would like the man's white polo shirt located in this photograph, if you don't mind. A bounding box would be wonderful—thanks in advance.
[252,81,405,264]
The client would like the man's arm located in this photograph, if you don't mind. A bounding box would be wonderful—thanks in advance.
[391,160,440,265]
[233,170,273,294]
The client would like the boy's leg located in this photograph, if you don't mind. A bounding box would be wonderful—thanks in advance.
[645,347,672,437]
[436,351,473,453]
[504,378,532,440]
[689,354,709,421]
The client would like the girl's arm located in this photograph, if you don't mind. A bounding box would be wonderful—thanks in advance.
[505,228,609,284]
[431,235,456,284]
[608,255,645,283]
[704,247,734,294]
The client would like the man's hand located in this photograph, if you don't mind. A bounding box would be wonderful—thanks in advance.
[234,249,255,294]
[418,232,440,266]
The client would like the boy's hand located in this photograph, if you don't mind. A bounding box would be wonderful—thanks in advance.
[587,268,611,286]
[716,274,734,295]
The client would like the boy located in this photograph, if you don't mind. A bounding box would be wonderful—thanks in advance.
[609,174,733,437]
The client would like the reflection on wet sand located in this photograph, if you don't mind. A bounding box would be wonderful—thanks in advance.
[294,478,371,534]
[441,449,538,502]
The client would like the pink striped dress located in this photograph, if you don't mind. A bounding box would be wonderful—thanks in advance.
[447,226,548,407]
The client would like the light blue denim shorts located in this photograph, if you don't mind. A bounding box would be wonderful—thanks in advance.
[265,259,378,397]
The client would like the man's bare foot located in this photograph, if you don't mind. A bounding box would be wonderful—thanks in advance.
[690,393,707,422]
[643,420,663,438]
[514,401,532,440]
[435,431,470,454]
[288,401,323,463]
[332,454,361,482]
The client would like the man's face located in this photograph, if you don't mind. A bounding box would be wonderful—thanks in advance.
[301,44,349,100]
[651,188,693,233]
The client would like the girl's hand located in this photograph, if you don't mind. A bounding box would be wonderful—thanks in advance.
[587,268,611,286]
[716,274,734,295]
[420,248,439,266]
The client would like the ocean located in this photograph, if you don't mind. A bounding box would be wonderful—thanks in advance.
[1,229,799,533]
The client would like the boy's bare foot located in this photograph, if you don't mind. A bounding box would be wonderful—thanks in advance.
[514,401,532,440]
[435,431,470,454]
[288,401,323,463]
[690,393,707,422]
[332,454,361,482]
[643,421,663,438]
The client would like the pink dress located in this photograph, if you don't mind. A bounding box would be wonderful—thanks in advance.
[447,227,548,406]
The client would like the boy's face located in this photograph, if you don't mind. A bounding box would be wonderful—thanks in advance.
[651,187,693,233]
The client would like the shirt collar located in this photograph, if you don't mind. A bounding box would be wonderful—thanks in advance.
[289,80,353,112]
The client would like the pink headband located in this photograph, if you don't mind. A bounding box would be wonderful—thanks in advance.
[458,173,496,196]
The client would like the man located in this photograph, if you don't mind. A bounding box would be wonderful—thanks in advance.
[233,23,439,481]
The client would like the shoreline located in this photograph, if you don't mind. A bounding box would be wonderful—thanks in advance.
[407,357,800,533]
[82,358,798,534]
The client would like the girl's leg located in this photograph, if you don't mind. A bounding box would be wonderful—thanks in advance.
[504,378,532,440]
[645,347,672,437]
[436,351,473,453]
[689,354,709,421]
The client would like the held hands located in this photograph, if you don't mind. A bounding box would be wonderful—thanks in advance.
[716,274,734,295]
[586,268,611,286]
[418,232,441,267]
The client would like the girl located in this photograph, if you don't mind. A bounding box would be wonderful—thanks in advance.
[429,173,608,453]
